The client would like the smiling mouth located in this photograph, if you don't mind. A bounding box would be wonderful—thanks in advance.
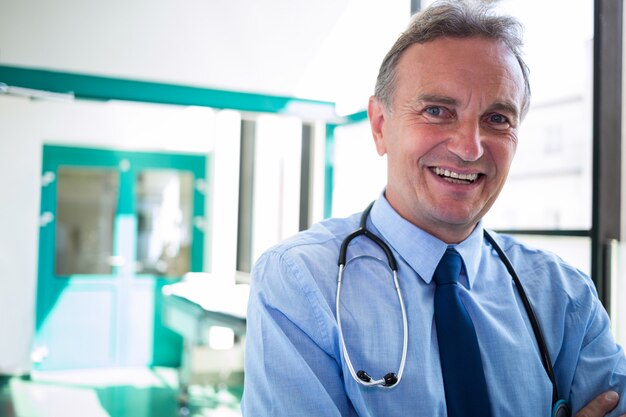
[431,167,481,184]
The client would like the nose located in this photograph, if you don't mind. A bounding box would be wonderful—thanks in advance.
[447,119,484,162]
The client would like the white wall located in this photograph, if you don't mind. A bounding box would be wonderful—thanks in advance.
[0,96,42,374]
[208,111,242,278]
[0,95,239,374]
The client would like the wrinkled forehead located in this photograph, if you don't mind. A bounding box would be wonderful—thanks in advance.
[393,37,526,112]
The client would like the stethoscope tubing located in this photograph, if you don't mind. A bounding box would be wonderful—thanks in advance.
[483,230,560,406]
[336,264,408,387]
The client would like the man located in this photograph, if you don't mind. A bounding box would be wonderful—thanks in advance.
[242,1,626,416]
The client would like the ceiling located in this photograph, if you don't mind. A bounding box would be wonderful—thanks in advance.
[0,0,411,113]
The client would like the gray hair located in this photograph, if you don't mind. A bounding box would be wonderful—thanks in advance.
[374,0,531,118]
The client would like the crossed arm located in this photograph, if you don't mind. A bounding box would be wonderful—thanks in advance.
[577,392,626,417]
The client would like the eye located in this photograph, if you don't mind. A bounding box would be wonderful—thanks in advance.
[424,106,444,116]
[420,105,454,123]
[489,114,507,123]
[485,113,511,129]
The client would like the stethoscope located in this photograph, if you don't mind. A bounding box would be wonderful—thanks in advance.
[336,202,571,417]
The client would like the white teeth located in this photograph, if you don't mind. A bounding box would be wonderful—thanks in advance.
[433,167,478,182]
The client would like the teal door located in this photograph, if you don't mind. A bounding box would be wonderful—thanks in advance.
[34,145,208,370]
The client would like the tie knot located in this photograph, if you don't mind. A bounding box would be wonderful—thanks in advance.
[433,248,462,286]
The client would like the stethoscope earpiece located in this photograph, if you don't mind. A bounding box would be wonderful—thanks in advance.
[383,373,398,386]
[357,370,372,382]
[355,370,398,386]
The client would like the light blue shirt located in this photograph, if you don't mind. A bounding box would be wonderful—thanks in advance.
[242,195,626,416]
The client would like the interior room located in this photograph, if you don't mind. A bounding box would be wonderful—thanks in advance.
[1,0,624,415]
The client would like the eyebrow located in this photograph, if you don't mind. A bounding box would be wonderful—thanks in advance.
[413,94,459,106]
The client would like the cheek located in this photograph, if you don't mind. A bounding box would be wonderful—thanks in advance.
[391,128,437,160]
[491,142,517,179]
[388,140,429,172]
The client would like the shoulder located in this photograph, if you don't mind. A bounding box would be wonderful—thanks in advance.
[248,215,360,345]
[265,214,357,260]
[489,232,586,279]
[485,231,598,308]
[251,214,360,290]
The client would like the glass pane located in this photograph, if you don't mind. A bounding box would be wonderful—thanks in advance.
[55,167,119,275]
[484,0,593,230]
[332,122,387,218]
[135,170,194,276]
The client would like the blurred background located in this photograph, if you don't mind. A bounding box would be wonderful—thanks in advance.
[0,0,623,416]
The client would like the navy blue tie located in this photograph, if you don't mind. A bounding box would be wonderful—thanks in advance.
[434,248,493,417]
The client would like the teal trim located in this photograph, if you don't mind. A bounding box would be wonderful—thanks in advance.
[323,125,336,218]
[190,155,208,272]
[0,65,337,118]
[35,154,60,331]
[196,153,211,272]
[341,109,368,124]
[43,145,206,179]
[118,167,134,216]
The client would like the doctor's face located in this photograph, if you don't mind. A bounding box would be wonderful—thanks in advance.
[369,37,525,243]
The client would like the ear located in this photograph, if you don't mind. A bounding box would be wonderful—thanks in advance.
[368,96,387,156]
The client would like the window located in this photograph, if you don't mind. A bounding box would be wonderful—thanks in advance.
[55,167,119,275]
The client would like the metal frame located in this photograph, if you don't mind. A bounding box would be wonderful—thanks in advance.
[236,120,256,273]
[411,0,421,15]
[495,230,590,238]
[591,0,622,309]
[299,123,314,231]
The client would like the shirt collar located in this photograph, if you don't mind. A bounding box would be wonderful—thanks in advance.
[369,194,484,289]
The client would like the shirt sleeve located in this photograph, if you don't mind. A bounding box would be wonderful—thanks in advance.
[568,295,626,416]
[241,248,356,416]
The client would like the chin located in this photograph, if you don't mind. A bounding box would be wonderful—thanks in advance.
[432,207,479,224]
[431,211,482,233]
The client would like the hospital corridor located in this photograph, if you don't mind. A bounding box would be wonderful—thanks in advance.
[1,0,626,415]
